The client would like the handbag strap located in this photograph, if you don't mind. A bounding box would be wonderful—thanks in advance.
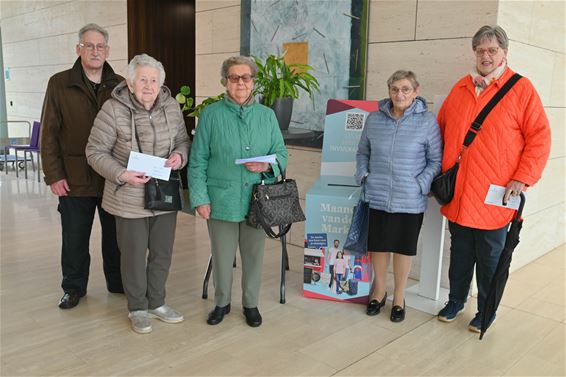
[461,73,522,150]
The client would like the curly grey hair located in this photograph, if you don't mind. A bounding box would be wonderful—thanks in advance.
[387,70,420,90]
[78,23,109,44]
[220,56,258,85]
[127,54,166,87]
[472,25,509,50]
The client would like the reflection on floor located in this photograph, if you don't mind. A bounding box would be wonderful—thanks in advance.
[1,173,564,376]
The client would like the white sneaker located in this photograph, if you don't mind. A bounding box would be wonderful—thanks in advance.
[148,304,184,324]
[128,310,152,334]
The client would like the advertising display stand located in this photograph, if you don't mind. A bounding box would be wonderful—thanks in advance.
[303,100,377,303]
[303,99,448,313]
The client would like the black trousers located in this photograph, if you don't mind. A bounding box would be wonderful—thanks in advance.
[58,196,122,295]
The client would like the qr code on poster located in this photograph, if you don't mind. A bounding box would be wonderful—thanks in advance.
[344,112,365,131]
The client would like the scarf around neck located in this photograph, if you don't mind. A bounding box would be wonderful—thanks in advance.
[470,60,507,96]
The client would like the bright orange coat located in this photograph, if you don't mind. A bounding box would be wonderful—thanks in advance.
[438,68,551,230]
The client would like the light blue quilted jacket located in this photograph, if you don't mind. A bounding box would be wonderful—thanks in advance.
[355,96,442,214]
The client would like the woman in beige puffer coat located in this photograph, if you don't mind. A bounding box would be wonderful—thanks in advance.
[86,54,189,334]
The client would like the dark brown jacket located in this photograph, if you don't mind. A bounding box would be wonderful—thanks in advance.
[40,58,123,196]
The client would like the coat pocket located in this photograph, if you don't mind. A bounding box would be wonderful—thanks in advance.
[63,155,92,186]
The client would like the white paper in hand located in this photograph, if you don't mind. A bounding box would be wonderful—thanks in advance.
[484,184,522,210]
[235,154,277,165]
[127,151,171,180]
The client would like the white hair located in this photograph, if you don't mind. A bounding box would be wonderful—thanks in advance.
[127,54,166,87]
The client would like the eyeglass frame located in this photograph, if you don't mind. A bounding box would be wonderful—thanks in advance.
[78,42,108,52]
[474,47,500,57]
[389,86,414,95]
[226,74,255,83]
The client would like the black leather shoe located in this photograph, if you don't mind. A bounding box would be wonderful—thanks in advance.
[58,292,81,309]
[107,285,124,294]
[366,293,387,316]
[206,304,231,325]
[390,300,405,323]
[243,307,262,327]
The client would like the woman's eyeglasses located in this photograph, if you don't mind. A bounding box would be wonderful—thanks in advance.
[389,86,413,95]
[226,74,254,83]
[475,47,499,57]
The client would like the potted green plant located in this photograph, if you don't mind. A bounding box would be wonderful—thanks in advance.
[253,53,320,130]
[176,85,225,119]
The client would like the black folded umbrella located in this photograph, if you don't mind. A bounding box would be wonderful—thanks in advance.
[480,193,526,340]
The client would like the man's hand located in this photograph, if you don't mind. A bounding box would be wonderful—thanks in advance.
[503,179,526,205]
[119,171,151,186]
[50,179,70,196]
[244,162,270,173]
[196,204,211,219]
[165,153,183,170]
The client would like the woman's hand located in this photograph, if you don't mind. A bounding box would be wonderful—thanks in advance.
[196,204,211,219]
[244,162,270,173]
[119,171,151,186]
[165,152,183,170]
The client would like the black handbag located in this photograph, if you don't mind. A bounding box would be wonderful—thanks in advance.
[343,182,370,256]
[132,117,183,212]
[144,171,183,211]
[431,73,522,205]
[246,162,306,239]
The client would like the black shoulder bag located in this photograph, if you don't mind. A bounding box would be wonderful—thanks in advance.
[246,160,306,239]
[132,120,183,212]
[431,73,522,205]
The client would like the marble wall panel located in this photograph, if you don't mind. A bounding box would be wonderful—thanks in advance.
[416,0,498,40]
[3,24,127,68]
[528,0,565,54]
[196,0,239,13]
[511,204,566,272]
[196,5,240,55]
[0,1,67,19]
[1,1,127,43]
[550,53,565,108]
[4,92,45,123]
[546,108,565,160]
[497,0,535,46]
[507,41,555,107]
[368,0,416,43]
[366,38,470,101]
[196,53,236,97]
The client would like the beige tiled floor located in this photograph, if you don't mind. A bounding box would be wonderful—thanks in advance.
[1,173,564,376]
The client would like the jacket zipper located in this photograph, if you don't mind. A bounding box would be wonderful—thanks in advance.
[387,120,400,211]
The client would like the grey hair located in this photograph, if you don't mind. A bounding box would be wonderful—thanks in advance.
[127,54,166,87]
[387,70,420,90]
[78,23,109,44]
[220,56,258,85]
[472,25,509,50]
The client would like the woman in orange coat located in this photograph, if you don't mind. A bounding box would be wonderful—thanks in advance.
[436,25,551,333]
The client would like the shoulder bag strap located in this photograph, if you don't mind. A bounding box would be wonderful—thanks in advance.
[462,73,522,147]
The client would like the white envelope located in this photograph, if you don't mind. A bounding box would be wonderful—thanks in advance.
[484,184,522,210]
[127,151,171,180]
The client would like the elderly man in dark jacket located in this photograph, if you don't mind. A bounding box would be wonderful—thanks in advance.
[40,23,124,309]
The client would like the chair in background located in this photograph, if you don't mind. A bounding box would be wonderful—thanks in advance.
[202,226,290,304]
[9,121,41,182]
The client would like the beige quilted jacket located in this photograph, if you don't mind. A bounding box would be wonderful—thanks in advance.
[86,81,190,218]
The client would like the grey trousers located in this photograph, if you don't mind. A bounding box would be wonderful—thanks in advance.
[207,219,266,308]
[115,212,177,311]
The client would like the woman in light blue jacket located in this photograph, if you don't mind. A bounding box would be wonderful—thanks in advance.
[355,70,442,322]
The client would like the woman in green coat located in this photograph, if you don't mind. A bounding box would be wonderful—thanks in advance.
[189,56,288,328]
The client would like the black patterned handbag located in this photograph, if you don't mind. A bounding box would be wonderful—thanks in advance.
[246,162,306,239]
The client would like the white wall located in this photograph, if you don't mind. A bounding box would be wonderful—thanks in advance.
[0,0,128,129]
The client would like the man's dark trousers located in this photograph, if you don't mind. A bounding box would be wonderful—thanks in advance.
[58,196,122,295]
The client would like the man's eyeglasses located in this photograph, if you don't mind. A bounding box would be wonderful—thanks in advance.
[226,74,254,83]
[389,86,413,95]
[475,47,499,57]
[79,43,108,52]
